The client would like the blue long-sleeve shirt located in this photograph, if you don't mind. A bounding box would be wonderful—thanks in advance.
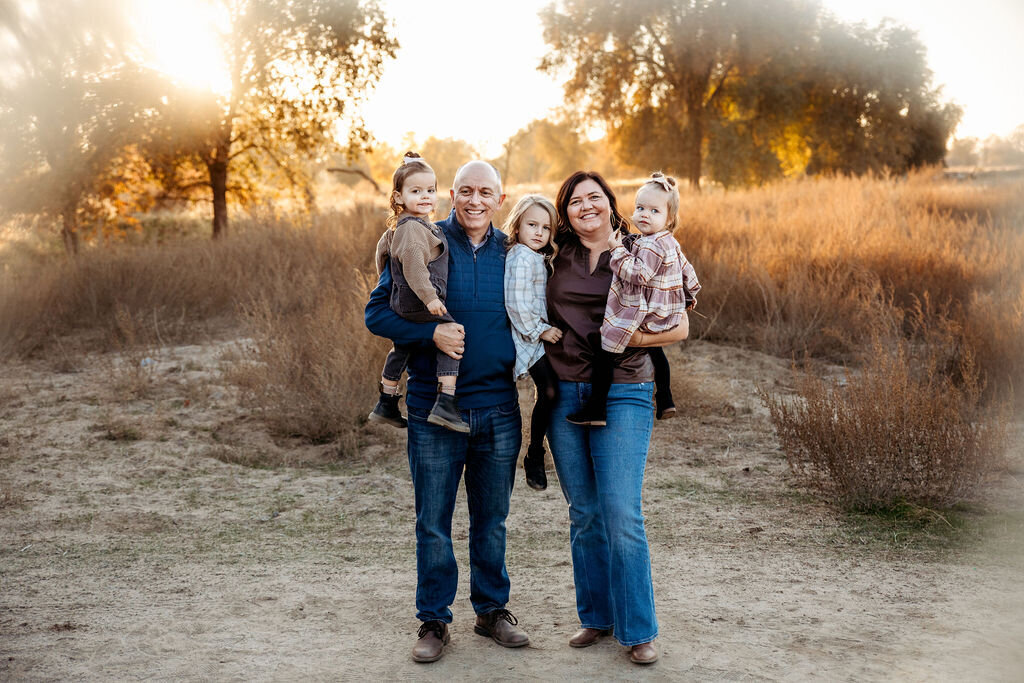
[365,210,518,411]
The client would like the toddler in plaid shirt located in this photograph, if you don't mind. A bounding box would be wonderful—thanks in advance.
[567,172,701,426]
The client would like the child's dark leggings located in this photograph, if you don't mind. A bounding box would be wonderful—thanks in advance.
[527,355,559,452]
[648,346,673,408]
[381,310,459,382]
[585,336,674,414]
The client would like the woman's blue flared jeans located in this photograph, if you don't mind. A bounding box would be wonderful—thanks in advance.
[549,380,658,646]
[406,399,522,623]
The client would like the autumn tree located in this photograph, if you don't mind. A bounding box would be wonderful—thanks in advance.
[146,0,397,238]
[324,136,480,202]
[0,0,161,253]
[326,142,401,194]
[798,18,961,176]
[701,16,960,186]
[540,0,960,188]
[539,0,818,189]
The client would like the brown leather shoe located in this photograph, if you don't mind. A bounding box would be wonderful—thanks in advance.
[474,609,530,648]
[568,627,613,648]
[630,641,659,665]
[411,620,449,663]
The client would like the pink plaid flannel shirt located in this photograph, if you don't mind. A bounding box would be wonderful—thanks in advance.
[600,230,701,354]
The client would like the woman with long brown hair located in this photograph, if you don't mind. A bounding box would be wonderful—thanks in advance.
[543,171,688,665]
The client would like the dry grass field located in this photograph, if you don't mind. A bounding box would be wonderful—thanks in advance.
[1,173,1022,680]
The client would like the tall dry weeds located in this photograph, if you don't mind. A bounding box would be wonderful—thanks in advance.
[2,174,1021,453]
[674,172,1024,399]
[103,305,161,399]
[759,335,1008,511]
[230,269,388,449]
[0,201,393,449]
[0,202,386,357]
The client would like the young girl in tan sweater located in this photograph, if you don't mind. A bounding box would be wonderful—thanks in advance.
[368,152,469,433]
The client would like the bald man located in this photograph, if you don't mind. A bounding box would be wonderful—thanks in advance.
[365,161,529,662]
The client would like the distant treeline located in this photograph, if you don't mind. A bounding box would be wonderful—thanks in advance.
[947,130,1024,168]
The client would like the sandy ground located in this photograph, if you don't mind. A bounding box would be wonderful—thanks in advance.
[1,339,1023,682]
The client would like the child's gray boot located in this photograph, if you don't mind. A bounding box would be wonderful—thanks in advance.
[427,390,470,433]
[368,384,408,428]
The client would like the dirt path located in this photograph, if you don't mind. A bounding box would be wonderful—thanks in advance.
[2,341,1022,681]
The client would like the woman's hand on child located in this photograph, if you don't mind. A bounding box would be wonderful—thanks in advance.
[427,299,448,316]
[539,327,563,344]
[607,230,623,251]
[628,312,689,347]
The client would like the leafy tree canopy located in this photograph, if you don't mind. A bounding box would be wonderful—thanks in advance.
[540,0,960,189]
[144,0,398,237]
[0,0,163,252]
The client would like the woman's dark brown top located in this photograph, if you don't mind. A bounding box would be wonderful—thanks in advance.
[545,235,654,383]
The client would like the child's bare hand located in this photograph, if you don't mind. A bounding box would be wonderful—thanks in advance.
[607,230,624,251]
[427,299,447,316]
[539,327,563,344]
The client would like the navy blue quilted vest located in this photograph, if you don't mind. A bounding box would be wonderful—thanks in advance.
[403,211,517,411]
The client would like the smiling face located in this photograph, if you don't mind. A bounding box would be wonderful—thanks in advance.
[566,178,613,241]
[632,185,671,235]
[516,204,553,252]
[394,170,437,219]
[451,161,505,237]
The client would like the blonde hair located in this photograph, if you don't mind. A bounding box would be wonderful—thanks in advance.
[638,171,680,231]
[502,194,559,265]
[387,151,436,228]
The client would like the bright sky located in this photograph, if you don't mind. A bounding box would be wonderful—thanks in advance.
[359,0,565,157]
[136,0,1024,155]
[134,0,231,95]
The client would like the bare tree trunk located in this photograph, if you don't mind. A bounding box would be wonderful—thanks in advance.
[501,138,516,185]
[684,89,704,192]
[686,120,703,191]
[210,164,228,239]
[208,133,230,239]
[303,182,318,217]
[61,207,80,256]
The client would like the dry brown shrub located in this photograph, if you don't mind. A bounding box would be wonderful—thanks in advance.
[230,271,388,448]
[211,208,392,447]
[960,290,1024,402]
[101,306,161,399]
[759,336,1008,511]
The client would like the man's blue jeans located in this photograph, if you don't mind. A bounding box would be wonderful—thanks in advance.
[406,399,522,623]
[548,380,658,646]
